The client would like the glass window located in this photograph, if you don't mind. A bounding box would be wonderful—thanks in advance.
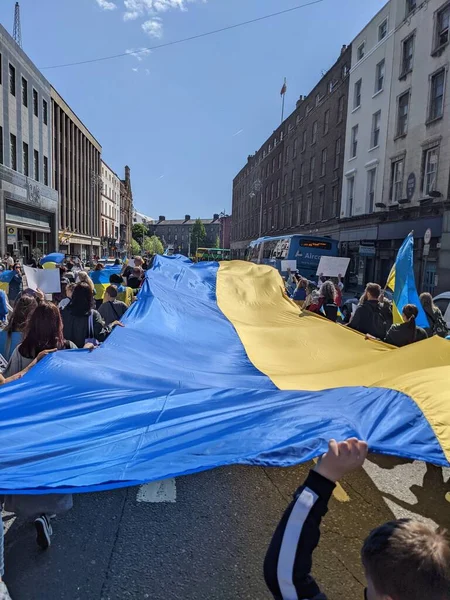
[334,137,341,169]
[337,95,345,122]
[375,60,385,93]
[34,149,39,181]
[378,19,388,41]
[21,77,27,107]
[429,70,445,121]
[44,156,49,186]
[436,4,450,48]
[10,134,17,170]
[9,64,15,96]
[391,159,404,202]
[347,176,355,216]
[354,79,362,109]
[272,157,276,173]
[309,156,315,183]
[33,89,38,117]
[397,92,410,136]
[43,99,48,125]
[406,0,416,15]
[0,127,3,165]
[302,130,307,151]
[276,178,281,198]
[291,168,296,192]
[351,125,358,158]
[357,42,365,61]
[23,142,29,176]
[324,109,330,135]
[371,111,381,148]
[283,174,288,195]
[311,121,318,145]
[293,138,297,158]
[332,184,338,216]
[367,168,376,212]
[424,148,438,195]
[271,182,275,201]
[401,35,414,75]
[321,148,327,177]
[300,163,304,187]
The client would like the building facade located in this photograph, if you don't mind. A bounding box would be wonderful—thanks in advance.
[149,215,221,255]
[231,44,351,257]
[52,87,102,260]
[101,160,120,257]
[0,24,58,261]
[119,165,133,257]
[133,209,154,226]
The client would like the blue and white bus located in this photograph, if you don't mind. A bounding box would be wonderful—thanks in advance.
[246,234,339,279]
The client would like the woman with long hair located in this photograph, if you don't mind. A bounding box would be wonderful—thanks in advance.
[0,295,38,361]
[420,292,448,338]
[61,282,121,348]
[385,304,428,347]
[314,280,339,322]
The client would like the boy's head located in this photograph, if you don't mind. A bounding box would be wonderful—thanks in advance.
[362,518,450,600]
[103,285,118,303]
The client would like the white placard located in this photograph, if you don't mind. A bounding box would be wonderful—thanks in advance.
[23,266,61,294]
[316,256,350,278]
[351,303,358,316]
[281,260,297,272]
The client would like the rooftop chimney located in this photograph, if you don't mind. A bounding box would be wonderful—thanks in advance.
[341,44,347,55]
[158,215,165,222]
[184,214,191,221]
[213,213,219,220]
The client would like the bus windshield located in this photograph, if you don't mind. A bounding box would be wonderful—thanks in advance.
[196,248,231,261]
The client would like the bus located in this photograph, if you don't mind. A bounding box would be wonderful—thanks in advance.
[195,248,231,262]
[246,235,339,279]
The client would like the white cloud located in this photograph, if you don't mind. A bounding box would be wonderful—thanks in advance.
[125,47,151,61]
[123,0,206,23]
[142,18,163,38]
[96,0,117,10]
[145,68,151,75]
[132,67,139,72]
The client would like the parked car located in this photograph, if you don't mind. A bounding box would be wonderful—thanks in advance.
[433,292,450,328]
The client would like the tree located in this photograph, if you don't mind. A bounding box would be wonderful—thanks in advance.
[131,238,141,256]
[192,218,207,250]
[143,235,164,255]
[132,223,148,243]
[215,235,221,249]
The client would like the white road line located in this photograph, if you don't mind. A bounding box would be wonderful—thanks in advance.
[137,478,176,503]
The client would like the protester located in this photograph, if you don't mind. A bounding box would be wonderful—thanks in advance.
[61,282,120,348]
[76,270,95,294]
[94,263,104,272]
[383,304,428,347]
[58,282,76,310]
[5,253,14,270]
[316,280,339,322]
[0,295,38,362]
[127,267,144,291]
[303,282,320,312]
[8,264,23,305]
[114,258,121,266]
[123,256,143,280]
[109,273,134,307]
[99,285,128,325]
[291,275,308,307]
[348,283,389,339]
[420,292,448,338]
[264,437,450,600]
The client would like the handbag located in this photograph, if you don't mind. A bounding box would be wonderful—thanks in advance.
[84,311,100,347]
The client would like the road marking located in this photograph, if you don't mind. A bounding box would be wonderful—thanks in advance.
[137,478,176,503]
[312,459,350,502]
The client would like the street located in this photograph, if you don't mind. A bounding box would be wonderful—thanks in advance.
[4,457,449,600]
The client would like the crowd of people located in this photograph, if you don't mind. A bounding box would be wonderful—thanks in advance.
[285,268,449,347]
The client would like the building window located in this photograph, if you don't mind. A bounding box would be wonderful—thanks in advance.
[337,95,345,123]
[406,0,416,15]
[390,158,404,202]
[334,137,341,169]
[10,134,17,170]
[283,173,288,195]
[43,99,48,125]
[428,69,445,121]
[271,182,275,201]
[297,198,302,225]
[354,79,362,109]
[397,91,410,136]
[435,3,450,50]
[311,121,318,145]
[332,184,338,216]
[0,127,3,165]
[285,146,290,164]
[347,176,355,216]
[276,178,281,198]
[423,148,438,195]
[375,59,385,93]
[321,148,327,177]
[33,89,38,117]
[378,18,388,41]
[306,193,313,223]
[401,34,414,76]
[309,156,315,183]
[34,149,39,181]
[357,42,365,61]
[0,54,2,85]
[9,64,15,96]
[278,152,282,169]
[323,109,330,135]
[371,111,381,148]
[272,157,276,173]
[291,168,296,192]
[302,130,307,152]
[293,138,297,158]
[318,188,325,220]
[300,163,304,187]
[44,156,48,186]
[367,168,376,213]
[21,77,27,107]
[265,186,269,204]
[22,142,28,176]
[351,125,358,158]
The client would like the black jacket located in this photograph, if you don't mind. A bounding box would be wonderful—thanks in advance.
[62,306,112,348]
[385,322,427,347]
[264,470,334,599]
[348,300,388,339]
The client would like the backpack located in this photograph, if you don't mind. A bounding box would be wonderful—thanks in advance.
[367,303,389,340]
[431,312,448,338]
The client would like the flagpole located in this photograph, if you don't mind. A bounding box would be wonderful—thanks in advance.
[280,77,286,124]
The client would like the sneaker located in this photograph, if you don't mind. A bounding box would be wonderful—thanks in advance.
[0,581,12,600]
[34,515,52,550]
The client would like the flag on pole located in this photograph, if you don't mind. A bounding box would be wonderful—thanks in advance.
[386,232,429,328]
[280,78,287,96]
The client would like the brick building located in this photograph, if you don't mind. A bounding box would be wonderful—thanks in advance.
[119,165,133,257]
[231,44,351,257]
[149,214,221,255]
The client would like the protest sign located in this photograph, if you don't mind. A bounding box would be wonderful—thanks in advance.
[24,266,61,294]
[281,260,297,272]
[316,257,350,278]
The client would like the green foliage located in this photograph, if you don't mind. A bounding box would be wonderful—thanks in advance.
[143,235,164,255]
[131,238,141,255]
[215,235,221,249]
[192,218,207,248]
[132,223,148,242]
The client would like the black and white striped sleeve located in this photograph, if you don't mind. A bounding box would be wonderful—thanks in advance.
[264,470,335,600]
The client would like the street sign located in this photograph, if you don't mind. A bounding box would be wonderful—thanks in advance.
[7,226,17,244]
[424,228,432,245]
[423,244,430,257]
[358,245,376,257]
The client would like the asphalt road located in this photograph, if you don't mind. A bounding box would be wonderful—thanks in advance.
[4,458,450,600]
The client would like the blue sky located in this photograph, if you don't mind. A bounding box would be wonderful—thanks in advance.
[0,0,384,219]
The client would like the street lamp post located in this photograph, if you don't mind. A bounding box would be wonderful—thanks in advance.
[90,171,103,264]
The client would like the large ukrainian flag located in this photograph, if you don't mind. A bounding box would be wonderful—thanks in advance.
[0,255,449,494]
